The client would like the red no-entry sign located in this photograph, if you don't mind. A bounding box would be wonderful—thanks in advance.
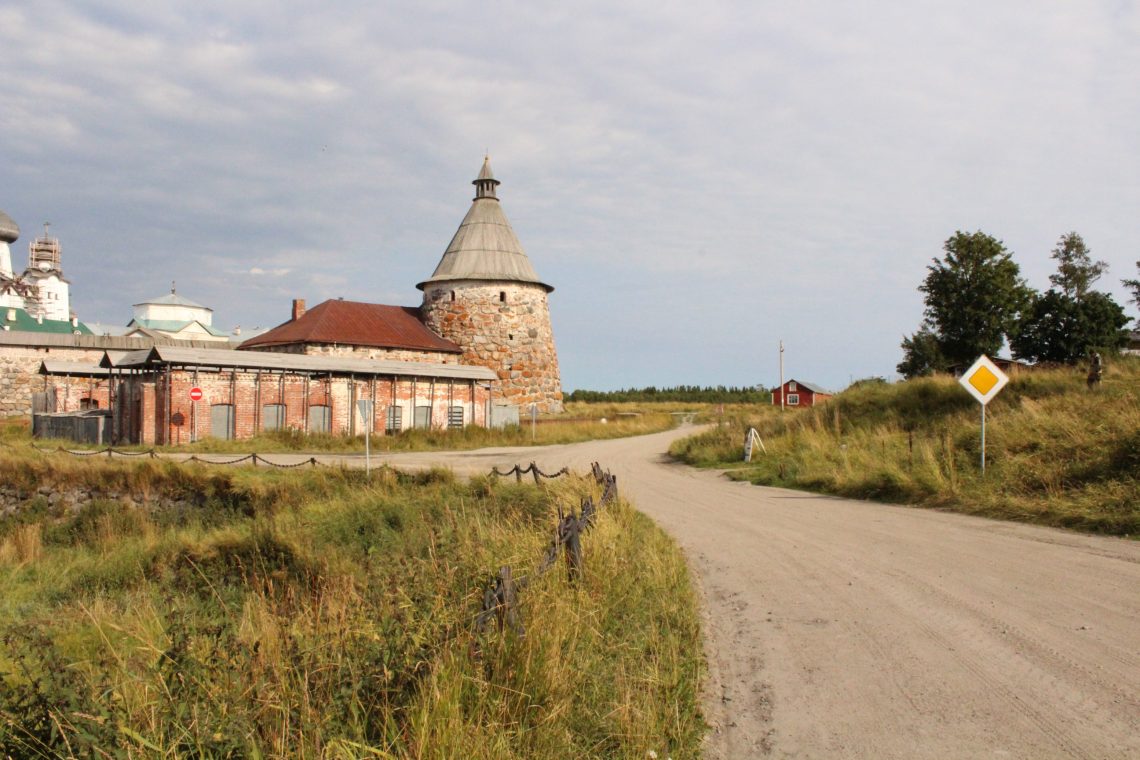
[189,387,204,402]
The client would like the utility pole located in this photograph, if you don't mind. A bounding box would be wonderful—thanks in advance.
[779,340,785,411]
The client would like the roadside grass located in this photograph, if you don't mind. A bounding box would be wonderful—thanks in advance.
[0,454,704,758]
[670,356,1140,535]
[4,403,681,455]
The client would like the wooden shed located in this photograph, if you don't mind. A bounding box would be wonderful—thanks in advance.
[771,379,833,408]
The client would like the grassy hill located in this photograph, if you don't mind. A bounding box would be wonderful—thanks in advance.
[670,356,1140,535]
[0,452,704,758]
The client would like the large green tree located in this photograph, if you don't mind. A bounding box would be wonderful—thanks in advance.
[1011,290,1129,364]
[908,230,1032,370]
[1049,231,1107,301]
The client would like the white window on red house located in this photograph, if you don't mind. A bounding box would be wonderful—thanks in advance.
[788,393,800,405]
[789,381,797,392]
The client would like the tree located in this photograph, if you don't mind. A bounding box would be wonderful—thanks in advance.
[1049,232,1107,301]
[1011,290,1129,364]
[1123,260,1140,312]
[917,230,1032,367]
[897,328,946,378]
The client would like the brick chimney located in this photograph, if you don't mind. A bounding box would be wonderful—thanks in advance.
[292,299,306,321]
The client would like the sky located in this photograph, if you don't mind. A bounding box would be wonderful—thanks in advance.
[2,1,1139,392]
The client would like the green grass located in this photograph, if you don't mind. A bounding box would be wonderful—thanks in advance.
[671,356,1140,535]
[0,453,705,758]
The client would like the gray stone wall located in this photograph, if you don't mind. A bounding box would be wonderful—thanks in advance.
[0,332,230,418]
[422,281,563,412]
[0,344,106,416]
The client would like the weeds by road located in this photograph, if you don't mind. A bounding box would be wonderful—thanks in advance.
[671,356,1140,535]
[0,452,704,758]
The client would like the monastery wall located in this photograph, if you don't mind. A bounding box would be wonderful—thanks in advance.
[0,332,231,418]
[0,342,108,416]
[422,281,563,412]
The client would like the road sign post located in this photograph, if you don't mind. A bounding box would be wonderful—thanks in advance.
[357,399,373,477]
[957,355,1010,475]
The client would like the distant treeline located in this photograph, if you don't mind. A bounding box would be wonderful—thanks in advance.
[567,385,771,403]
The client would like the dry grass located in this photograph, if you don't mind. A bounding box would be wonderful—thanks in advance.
[0,457,704,758]
[671,356,1140,535]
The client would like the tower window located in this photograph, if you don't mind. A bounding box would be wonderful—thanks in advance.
[499,291,506,303]
[450,291,456,302]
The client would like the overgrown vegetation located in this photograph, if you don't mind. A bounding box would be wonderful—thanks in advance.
[671,356,1140,535]
[0,453,704,758]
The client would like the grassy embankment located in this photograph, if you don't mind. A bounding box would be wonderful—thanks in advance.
[11,402,681,456]
[0,449,704,758]
[670,356,1140,535]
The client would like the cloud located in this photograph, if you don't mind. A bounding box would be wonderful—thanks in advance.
[2,0,1138,390]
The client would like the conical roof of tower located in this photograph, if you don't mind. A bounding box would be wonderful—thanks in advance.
[417,158,552,292]
[0,210,19,244]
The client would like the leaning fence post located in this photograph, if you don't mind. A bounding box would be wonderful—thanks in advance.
[515,465,522,483]
[564,515,583,583]
[531,461,541,484]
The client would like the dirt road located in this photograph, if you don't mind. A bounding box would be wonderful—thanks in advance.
[271,425,1140,758]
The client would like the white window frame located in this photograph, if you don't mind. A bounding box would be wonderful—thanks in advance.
[787,393,800,406]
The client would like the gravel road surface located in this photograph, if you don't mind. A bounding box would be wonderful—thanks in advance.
[193,424,1140,758]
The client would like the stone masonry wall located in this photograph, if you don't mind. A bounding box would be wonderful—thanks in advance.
[0,344,107,416]
[0,332,233,418]
[422,281,563,413]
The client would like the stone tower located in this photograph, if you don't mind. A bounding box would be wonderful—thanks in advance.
[419,158,563,412]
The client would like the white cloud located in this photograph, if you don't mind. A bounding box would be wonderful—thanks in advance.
[2,0,1138,389]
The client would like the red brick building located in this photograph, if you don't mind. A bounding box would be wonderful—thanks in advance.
[771,379,833,408]
[94,346,496,445]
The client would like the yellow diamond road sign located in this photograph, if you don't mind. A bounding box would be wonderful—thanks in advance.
[959,355,1009,405]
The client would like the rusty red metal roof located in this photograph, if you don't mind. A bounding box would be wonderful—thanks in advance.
[237,299,462,354]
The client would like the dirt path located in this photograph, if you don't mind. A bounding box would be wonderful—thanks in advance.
[209,426,1140,758]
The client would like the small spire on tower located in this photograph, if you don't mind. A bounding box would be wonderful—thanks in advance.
[473,155,500,200]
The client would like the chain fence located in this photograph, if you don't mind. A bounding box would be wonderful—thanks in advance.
[490,461,571,483]
[24,443,324,468]
[474,461,618,652]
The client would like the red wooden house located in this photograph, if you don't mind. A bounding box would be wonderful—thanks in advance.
[771,379,833,408]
